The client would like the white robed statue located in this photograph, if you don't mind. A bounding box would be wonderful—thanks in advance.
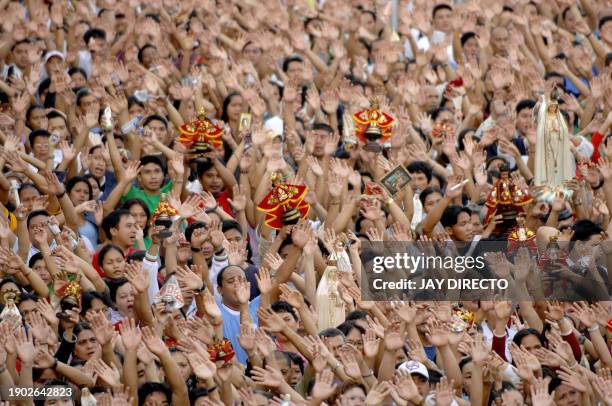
[534,91,573,199]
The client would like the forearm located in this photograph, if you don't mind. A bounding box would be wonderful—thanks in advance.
[55,362,96,387]
[122,351,139,401]
[159,350,189,406]
[438,345,463,388]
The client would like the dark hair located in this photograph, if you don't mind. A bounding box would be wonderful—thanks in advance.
[28,129,50,147]
[27,210,50,229]
[106,278,130,302]
[319,328,346,339]
[222,219,242,235]
[185,221,206,243]
[101,209,132,239]
[83,28,106,44]
[138,382,171,406]
[138,44,157,64]
[460,32,477,47]
[84,173,101,191]
[196,159,215,178]
[419,187,443,206]
[571,219,604,241]
[544,71,564,81]
[66,176,93,201]
[139,155,165,173]
[312,122,333,134]
[606,52,612,68]
[221,92,241,123]
[98,244,124,269]
[515,99,537,114]
[287,351,305,374]
[68,66,88,80]
[512,328,543,348]
[216,265,245,288]
[28,252,44,268]
[75,88,93,107]
[271,300,298,321]
[407,161,433,183]
[34,380,75,406]
[459,356,473,371]
[189,388,210,405]
[73,321,93,339]
[142,114,168,129]
[81,291,112,315]
[599,15,612,30]
[337,320,365,337]
[121,198,151,231]
[128,96,144,110]
[127,250,146,262]
[429,107,452,122]
[440,205,471,228]
[432,3,453,18]
[346,310,368,321]
[282,55,304,72]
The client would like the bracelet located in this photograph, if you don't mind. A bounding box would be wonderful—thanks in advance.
[385,197,394,206]
[56,190,66,198]
[587,324,600,332]
[207,386,217,393]
[190,246,202,253]
[0,366,6,374]
[214,248,225,256]
[205,204,219,213]
[332,362,341,371]
[362,369,374,378]
[329,200,340,205]
[52,359,58,370]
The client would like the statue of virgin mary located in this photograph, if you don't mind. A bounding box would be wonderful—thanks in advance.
[534,91,573,199]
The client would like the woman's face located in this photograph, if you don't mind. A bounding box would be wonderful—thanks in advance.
[32,259,51,285]
[71,71,88,88]
[88,178,101,199]
[74,329,102,360]
[343,386,367,406]
[548,104,558,114]
[226,95,243,121]
[289,361,302,386]
[463,36,479,58]
[102,249,126,279]
[28,107,46,129]
[69,181,90,206]
[19,187,41,211]
[85,298,109,320]
[242,42,262,63]
[346,328,364,353]
[115,283,135,318]
[129,204,148,229]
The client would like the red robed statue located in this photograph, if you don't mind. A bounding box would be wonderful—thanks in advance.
[352,98,394,152]
[257,172,310,229]
[176,108,224,160]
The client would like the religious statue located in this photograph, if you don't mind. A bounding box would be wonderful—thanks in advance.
[507,215,537,255]
[176,108,224,164]
[484,164,532,237]
[352,98,394,153]
[257,172,310,229]
[534,89,573,199]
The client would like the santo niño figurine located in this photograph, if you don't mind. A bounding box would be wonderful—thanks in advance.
[483,164,532,238]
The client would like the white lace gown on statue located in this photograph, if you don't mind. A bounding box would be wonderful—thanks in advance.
[534,96,573,196]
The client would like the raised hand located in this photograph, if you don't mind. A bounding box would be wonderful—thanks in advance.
[141,325,168,356]
[175,265,204,292]
[119,317,141,351]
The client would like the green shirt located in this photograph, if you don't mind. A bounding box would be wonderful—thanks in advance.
[122,181,173,214]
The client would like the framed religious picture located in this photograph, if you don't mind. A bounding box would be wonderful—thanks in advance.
[239,113,252,133]
[380,165,412,196]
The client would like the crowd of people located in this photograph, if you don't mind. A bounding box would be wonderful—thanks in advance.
[2,0,612,404]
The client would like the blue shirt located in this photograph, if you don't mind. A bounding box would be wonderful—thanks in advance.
[217,296,260,364]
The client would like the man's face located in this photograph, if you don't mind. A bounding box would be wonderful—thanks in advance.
[139,162,164,192]
[140,46,158,69]
[18,299,38,325]
[32,135,50,160]
[312,129,331,157]
[412,374,430,397]
[28,214,52,247]
[323,335,344,357]
[421,86,439,111]
[491,28,509,54]
[144,119,168,142]
[410,172,429,192]
[87,37,107,57]
[200,167,223,195]
[79,94,100,115]
[75,329,101,360]
[48,116,69,142]
[423,192,442,214]
[218,266,247,307]
[12,43,29,69]
[111,214,137,248]
[276,311,298,333]
[286,60,304,83]
[432,8,452,33]
[554,383,581,406]
[20,187,41,211]
[449,212,474,241]
[143,391,169,406]
[516,107,534,133]
[224,228,243,244]
[30,108,47,129]
[89,148,107,178]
